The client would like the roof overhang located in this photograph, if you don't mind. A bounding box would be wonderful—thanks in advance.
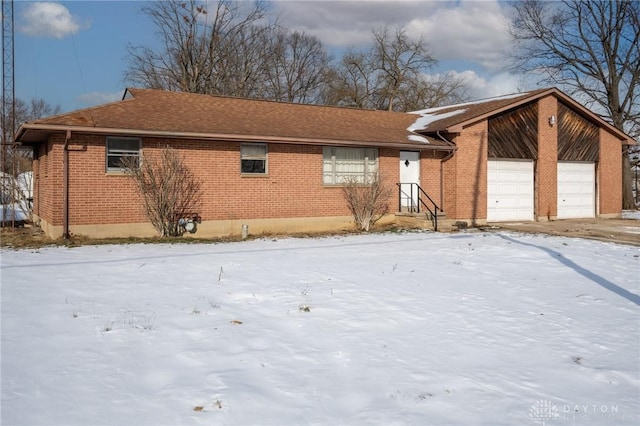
[16,123,455,152]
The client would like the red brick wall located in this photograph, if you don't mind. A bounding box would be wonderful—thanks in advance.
[32,137,61,226]
[448,121,488,221]
[536,95,558,219]
[379,148,400,213]
[66,134,145,225]
[598,128,623,214]
[35,133,409,227]
[442,154,457,218]
[420,151,446,210]
[32,144,42,220]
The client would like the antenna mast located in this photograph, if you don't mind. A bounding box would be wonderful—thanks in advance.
[1,0,15,225]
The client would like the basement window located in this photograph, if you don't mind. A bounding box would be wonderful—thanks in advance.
[106,137,141,172]
[323,147,378,185]
[241,144,268,174]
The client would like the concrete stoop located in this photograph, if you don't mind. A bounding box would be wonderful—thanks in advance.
[394,212,452,232]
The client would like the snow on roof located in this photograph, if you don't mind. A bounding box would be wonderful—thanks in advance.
[407,108,467,132]
[410,92,530,115]
[407,134,431,144]
[406,91,532,133]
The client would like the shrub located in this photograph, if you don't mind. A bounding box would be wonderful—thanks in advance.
[122,146,202,237]
[341,175,392,231]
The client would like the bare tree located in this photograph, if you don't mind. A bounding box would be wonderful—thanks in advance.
[325,49,378,108]
[126,0,333,104]
[125,0,272,97]
[325,27,469,111]
[394,71,471,112]
[1,97,61,223]
[263,29,332,103]
[27,98,62,120]
[122,147,202,237]
[2,98,61,172]
[372,27,436,111]
[215,23,273,98]
[509,0,640,209]
[341,175,392,232]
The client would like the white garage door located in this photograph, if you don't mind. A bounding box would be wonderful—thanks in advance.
[557,162,595,218]
[487,159,534,222]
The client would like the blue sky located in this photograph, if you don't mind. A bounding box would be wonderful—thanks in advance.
[14,0,525,114]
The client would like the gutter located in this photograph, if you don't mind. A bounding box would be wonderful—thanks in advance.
[18,123,457,152]
[63,130,70,239]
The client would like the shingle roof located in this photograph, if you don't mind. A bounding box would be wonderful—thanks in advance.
[17,87,633,147]
[408,87,632,144]
[407,89,550,133]
[17,88,451,150]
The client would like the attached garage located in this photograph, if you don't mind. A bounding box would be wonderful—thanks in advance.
[413,89,628,226]
[487,159,534,222]
[557,161,595,218]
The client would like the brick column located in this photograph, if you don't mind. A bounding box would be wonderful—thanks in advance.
[536,96,558,220]
[598,128,623,216]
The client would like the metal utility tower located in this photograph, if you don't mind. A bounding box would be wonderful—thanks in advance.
[1,0,15,224]
[2,0,15,167]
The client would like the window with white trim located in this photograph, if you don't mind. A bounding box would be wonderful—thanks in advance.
[323,147,378,184]
[106,137,141,171]
[241,143,267,174]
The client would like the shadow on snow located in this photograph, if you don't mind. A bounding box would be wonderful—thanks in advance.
[498,234,640,307]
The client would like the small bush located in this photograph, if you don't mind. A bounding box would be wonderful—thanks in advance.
[341,175,392,231]
[122,146,202,237]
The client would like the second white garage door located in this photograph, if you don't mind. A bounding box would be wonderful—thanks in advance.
[557,162,595,218]
[487,159,534,222]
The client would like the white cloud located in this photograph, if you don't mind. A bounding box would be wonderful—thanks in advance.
[274,0,428,48]
[433,69,523,100]
[274,1,513,72]
[405,1,512,71]
[76,91,122,107]
[19,2,89,39]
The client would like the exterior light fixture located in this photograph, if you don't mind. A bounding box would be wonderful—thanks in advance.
[549,115,556,126]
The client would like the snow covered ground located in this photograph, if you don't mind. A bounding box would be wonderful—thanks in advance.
[2,230,639,425]
[623,210,640,220]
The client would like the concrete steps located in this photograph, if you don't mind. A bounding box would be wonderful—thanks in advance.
[394,211,451,231]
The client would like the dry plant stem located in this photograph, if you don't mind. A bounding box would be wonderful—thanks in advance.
[341,175,392,231]
[121,146,202,237]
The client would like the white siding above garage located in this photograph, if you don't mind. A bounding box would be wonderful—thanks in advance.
[487,159,534,222]
[557,162,595,218]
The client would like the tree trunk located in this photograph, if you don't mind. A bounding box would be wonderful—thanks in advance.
[622,148,636,209]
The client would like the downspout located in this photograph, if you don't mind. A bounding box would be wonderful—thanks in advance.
[63,130,71,239]
[436,131,457,210]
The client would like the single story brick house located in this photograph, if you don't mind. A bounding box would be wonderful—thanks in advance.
[16,87,632,239]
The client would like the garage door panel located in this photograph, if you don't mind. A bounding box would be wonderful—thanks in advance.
[487,160,534,222]
[557,162,595,219]
[498,197,524,209]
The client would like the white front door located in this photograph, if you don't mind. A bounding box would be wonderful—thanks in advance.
[487,159,535,222]
[557,162,595,218]
[399,151,420,211]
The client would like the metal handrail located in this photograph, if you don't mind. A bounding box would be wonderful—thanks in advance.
[396,183,441,231]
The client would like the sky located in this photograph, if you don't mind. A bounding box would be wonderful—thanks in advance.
[12,0,528,114]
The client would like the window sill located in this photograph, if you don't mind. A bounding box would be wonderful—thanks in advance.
[241,173,269,178]
[105,170,130,176]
